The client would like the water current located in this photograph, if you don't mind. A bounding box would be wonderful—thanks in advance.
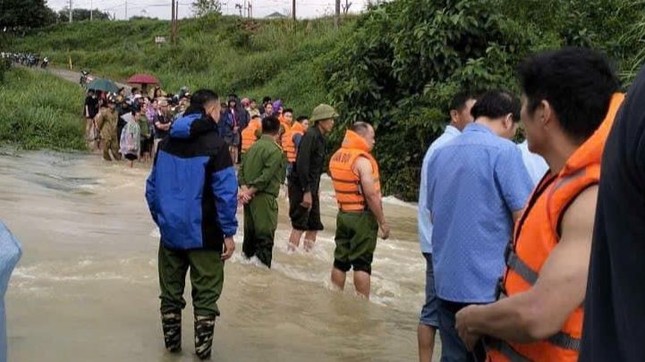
[1,149,432,361]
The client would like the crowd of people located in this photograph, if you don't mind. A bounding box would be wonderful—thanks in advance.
[83,46,645,362]
[1,52,49,68]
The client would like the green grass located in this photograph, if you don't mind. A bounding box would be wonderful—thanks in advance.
[10,15,354,115]
[0,67,86,150]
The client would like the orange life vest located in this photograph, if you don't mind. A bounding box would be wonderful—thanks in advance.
[241,120,261,153]
[329,130,381,212]
[486,93,625,362]
[282,122,305,163]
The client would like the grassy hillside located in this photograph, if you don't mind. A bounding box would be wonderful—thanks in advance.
[10,15,353,115]
[0,67,85,150]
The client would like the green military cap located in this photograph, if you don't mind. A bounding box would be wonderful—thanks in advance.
[310,104,339,123]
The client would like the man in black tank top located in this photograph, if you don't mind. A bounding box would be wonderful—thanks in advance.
[580,64,645,361]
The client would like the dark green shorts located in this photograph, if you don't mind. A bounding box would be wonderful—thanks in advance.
[333,211,378,274]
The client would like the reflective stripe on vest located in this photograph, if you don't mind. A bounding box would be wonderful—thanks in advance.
[488,331,581,361]
[506,250,538,285]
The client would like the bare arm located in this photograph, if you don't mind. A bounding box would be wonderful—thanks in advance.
[457,185,597,343]
[94,111,104,129]
[354,157,386,225]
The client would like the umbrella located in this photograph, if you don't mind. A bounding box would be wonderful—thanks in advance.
[127,74,159,85]
[87,78,119,93]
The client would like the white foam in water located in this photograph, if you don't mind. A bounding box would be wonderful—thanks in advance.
[382,196,417,210]
[149,227,160,238]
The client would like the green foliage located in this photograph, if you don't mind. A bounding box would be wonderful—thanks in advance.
[0,68,85,150]
[0,58,9,83]
[6,2,645,200]
[9,16,349,116]
[324,0,645,200]
[192,0,223,17]
[0,0,56,28]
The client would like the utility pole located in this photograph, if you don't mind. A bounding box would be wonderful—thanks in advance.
[175,0,179,42]
[292,0,296,20]
[69,0,73,23]
[334,0,340,29]
[171,0,176,44]
[90,0,93,21]
[248,2,252,18]
[235,3,242,16]
[125,0,128,20]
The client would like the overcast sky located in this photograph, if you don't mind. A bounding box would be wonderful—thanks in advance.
[46,0,372,20]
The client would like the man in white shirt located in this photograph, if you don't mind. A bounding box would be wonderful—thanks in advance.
[518,139,549,185]
[417,92,476,362]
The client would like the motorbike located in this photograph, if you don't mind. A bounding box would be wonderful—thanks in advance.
[79,70,94,88]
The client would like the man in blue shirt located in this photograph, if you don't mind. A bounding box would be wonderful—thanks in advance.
[426,90,533,361]
[418,91,476,362]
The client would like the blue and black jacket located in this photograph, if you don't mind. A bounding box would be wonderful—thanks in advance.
[145,110,238,252]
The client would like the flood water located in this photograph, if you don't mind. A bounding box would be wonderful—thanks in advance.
[1,149,432,361]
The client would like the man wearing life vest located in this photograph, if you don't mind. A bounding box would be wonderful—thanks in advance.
[278,108,294,147]
[282,116,310,177]
[454,47,623,362]
[241,115,262,161]
[329,122,390,298]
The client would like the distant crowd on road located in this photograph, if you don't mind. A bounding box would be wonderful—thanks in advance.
[83,86,310,169]
[2,52,49,68]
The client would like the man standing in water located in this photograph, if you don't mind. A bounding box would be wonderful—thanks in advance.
[287,104,337,252]
[95,95,121,161]
[238,116,286,268]
[329,122,390,298]
[146,89,238,360]
[426,90,533,361]
[417,92,476,362]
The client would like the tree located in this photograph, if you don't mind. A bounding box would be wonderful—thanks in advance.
[192,0,222,17]
[0,0,57,28]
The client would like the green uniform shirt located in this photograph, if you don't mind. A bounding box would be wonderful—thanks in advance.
[96,107,119,141]
[239,135,286,197]
[138,115,151,137]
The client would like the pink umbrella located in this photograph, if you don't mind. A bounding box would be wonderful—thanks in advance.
[127,74,160,85]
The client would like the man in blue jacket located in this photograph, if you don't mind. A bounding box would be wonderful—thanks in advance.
[145,89,238,360]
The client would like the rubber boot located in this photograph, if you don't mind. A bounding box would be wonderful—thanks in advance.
[194,315,215,360]
[161,311,182,353]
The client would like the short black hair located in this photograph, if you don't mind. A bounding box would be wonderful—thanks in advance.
[262,96,272,104]
[471,90,521,123]
[450,91,476,111]
[351,121,372,135]
[131,104,143,115]
[131,87,139,93]
[262,116,280,134]
[519,47,619,142]
[184,89,219,114]
[250,98,256,103]
[283,108,294,115]
[296,116,308,122]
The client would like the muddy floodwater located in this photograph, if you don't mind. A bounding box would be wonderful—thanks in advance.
[1,150,435,361]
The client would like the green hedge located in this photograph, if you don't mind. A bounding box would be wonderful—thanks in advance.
[0,68,85,150]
